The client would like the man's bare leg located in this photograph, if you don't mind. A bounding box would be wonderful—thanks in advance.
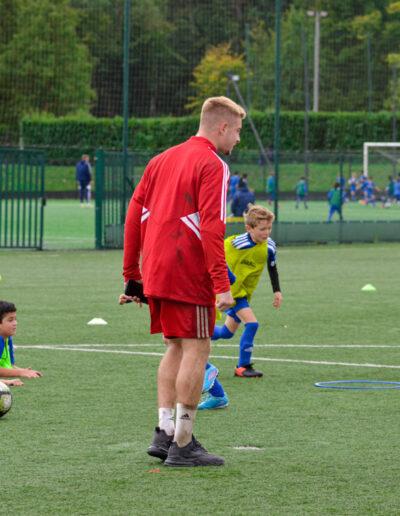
[165,337,225,466]
[147,339,182,459]
[158,338,183,407]
[174,338,210,447]
[157,339,182,435]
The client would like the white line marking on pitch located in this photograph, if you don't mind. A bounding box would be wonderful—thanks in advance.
[17,345,400,369]
[16,343,400,349]
[233,446,264,451]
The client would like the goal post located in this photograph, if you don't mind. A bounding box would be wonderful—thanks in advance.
[363,142,400,176]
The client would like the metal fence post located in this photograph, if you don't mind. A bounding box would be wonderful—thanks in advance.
[38,153,45,250]
[95,149,105,249]
[274,0,281,226]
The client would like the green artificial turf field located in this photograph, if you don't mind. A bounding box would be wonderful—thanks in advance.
[1,244,400,514]
[42,200,400,251]
[44,200,95,249]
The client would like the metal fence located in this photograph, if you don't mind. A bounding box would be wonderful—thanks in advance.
[94,149,134,249]
[0,149,45,249]
[92,149,400,248]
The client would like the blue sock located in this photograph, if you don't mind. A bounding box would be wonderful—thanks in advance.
[238,322,259,367]
[211,324,234,341]
[209,378,225,398]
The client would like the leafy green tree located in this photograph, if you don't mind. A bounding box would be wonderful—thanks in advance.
[186,43,247,112]
[0,0,93,136]
[248,7,313,111]
[71,0,123,117]
[248,0,400,112]
[383,2,400,109]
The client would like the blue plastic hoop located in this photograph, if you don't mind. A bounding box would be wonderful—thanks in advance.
[314,380,400,390]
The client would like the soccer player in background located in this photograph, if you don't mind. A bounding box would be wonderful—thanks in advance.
[121,96,245,467]
[199,205,283,410]
[327,182,343,222]
[363,176,379,206]
[228,171,240,200]
[395,175,400,204]
[230,179,255,216]
[383,175,395,207]
[295,176,308,209]
[0,301,42,387]
[348,172,358,202]
[266,171,276,206]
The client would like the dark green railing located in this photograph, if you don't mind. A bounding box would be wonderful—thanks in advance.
[94,149,400,248]
[0,148,45,249]
[95,150,134,249]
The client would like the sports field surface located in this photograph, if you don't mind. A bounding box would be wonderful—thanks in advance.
[43,200,400,250]
[1,243,400,514]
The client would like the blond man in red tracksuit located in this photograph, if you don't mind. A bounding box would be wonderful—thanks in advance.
[121,96,245,467]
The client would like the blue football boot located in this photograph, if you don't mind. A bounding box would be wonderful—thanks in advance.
[202,364,219,393]
[198,393,229,410]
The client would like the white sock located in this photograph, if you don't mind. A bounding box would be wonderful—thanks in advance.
[158,407,175,436]
[174,403,196,448]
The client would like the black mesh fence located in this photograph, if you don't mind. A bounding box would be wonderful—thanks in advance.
[1,0,400,243]
[1,1,400,134]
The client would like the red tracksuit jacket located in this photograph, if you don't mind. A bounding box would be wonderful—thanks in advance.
[123,136,230,306]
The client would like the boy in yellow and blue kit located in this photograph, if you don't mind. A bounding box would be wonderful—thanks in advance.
[200,205,283,410]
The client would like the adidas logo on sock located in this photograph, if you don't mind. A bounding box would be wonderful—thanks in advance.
[180,413,191,420]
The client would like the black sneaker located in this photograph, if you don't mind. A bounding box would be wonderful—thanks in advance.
[164,437,224,467]
[234,363,263,378]
[147,427,173,461]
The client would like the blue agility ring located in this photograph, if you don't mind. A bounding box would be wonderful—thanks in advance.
[314,380,400,390]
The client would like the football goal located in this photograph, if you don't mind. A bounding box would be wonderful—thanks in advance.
[363,142,400,176]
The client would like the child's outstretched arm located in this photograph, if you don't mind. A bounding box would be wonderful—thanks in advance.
[14,366,42,378]
[0,366,42,379]
[1,378,24,387]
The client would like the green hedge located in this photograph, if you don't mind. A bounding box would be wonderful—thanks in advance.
[21,111,399,160]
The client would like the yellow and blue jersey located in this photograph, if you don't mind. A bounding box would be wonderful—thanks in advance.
[0,336,15,369]
[225,233,277,301]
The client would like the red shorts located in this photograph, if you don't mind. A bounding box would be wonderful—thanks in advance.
[148,298,215,339]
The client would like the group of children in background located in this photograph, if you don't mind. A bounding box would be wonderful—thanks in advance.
[328,172,400,211]
[264,170,400,222]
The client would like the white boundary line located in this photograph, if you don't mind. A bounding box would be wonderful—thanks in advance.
[17,345,400,369]
[16,343,400,349]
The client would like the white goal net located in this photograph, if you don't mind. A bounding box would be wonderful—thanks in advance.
[363,142,400,177]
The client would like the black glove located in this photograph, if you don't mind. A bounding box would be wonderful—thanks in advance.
[124,279,148,304]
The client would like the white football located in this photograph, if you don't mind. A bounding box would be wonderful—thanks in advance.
[0,381,12,418]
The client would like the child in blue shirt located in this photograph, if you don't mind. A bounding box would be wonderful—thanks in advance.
[266,172,276,205]
[295,177,308,209]
[327,182,342,222]
[394,177,400,203]
[363,176,379,206]
[0,301,42,386]
[348,173,358,201]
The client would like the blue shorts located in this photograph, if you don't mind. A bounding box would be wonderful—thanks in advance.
[225,297,249,323]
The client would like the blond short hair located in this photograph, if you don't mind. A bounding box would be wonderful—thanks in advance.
[244,204,275,228]
[200,96,246,129]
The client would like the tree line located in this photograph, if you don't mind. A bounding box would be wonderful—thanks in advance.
[1,0,400,143]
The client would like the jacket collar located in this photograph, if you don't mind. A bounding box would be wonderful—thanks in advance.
[189,136,217,152]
